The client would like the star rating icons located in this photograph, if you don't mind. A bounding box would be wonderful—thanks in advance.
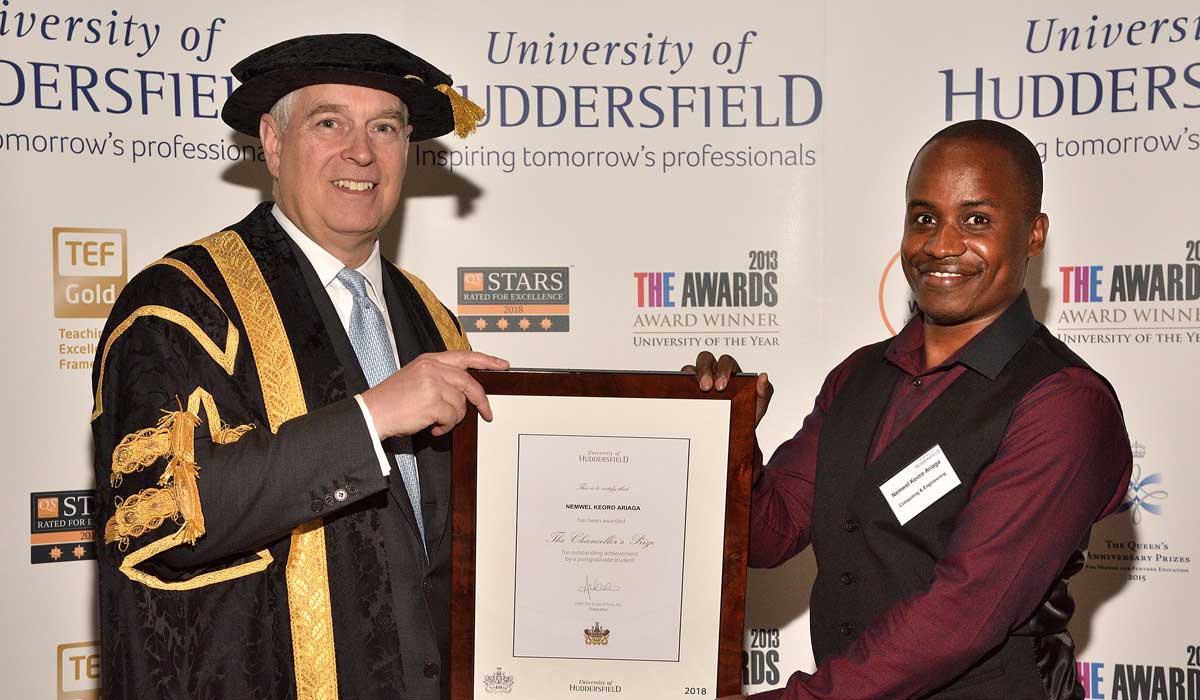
[469,317,558,331]
[49,546,63,561]
[469,316,554,332]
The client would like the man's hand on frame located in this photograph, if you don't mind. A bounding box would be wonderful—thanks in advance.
[681,351,773,427]
[362,350,509,437]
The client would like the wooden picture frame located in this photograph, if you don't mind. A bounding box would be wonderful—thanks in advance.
[450,369,756,699]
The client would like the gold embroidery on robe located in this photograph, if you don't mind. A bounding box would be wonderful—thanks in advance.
[402,270,472,351]
[92,256,239,421]
[105,385,267,589]
[106,487,178,550]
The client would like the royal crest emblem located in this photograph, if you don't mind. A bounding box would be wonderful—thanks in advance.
[483,667,514,694]
[584,621,611,645]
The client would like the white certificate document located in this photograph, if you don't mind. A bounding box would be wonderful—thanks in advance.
[473,394,732,699]
[513,434,690,661]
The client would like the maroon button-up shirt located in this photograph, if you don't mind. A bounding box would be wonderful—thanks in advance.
[748,311,1132,700]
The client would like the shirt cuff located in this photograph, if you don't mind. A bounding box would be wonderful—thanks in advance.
[354,394,392,477]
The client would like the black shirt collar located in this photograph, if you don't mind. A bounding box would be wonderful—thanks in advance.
[884,291,1040,380]
[959,291,1040,379]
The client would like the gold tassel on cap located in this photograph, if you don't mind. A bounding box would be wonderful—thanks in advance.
[434,84,486,138]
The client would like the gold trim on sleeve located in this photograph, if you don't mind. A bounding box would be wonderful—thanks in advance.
[199,230,338,700]
[401,270,472,351]
[92,306,239,422]
[105,386,270,591]
[92,305,239,421]
[117,531,273,591]
[109,387,254,550]
[110,425,171,485]
[105,487,178,549]
[149,257,226,309]
[111,388,254,486]
[92,257,239,422]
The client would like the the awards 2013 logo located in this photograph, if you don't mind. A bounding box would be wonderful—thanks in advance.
[1075,657,1200,700]
[1052,247,1200,346]
[631,249,782,350]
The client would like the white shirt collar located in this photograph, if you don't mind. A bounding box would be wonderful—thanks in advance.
[271,204,386,300]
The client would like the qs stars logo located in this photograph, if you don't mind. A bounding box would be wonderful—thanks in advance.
[30,490,96,564]
[458,267,570,333]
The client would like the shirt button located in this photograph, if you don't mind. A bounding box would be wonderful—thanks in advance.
[423,661,440,679]
[839,623,855,637]
[911,377,922,387]
[422,577,433,594]
[334,488,348,502]
[842,519,859,533]
[840,572,856,585]
[310,499,323,513]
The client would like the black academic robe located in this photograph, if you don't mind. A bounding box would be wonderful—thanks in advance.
[90,202,467,700]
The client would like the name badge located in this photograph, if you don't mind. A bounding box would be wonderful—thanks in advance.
[879,444,961,525]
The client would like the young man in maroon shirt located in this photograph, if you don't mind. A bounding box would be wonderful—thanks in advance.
[689,120,1132,700]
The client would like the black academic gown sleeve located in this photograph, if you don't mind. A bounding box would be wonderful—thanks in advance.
[92,247,387,581]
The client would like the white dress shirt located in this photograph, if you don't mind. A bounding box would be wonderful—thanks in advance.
[272,204,397,477]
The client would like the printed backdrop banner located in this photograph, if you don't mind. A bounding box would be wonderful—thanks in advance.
[2,1,1195,698]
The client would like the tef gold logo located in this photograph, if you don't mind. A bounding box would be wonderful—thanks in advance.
[53,228,127,318]
[37,496,59,519]
[57,641,100,700]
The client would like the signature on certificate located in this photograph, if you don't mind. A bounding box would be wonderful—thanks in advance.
[579,573,622,600]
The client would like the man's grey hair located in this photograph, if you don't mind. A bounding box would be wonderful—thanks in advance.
[268,89,300,133]
[267,88,411,134]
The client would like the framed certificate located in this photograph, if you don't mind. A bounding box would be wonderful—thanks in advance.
[450,369,756,700]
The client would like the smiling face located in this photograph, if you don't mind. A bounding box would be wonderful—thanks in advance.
[261,83,413,260]
[901,137,1047,329]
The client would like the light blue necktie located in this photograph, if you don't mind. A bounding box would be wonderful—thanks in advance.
[336,267,426,547]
